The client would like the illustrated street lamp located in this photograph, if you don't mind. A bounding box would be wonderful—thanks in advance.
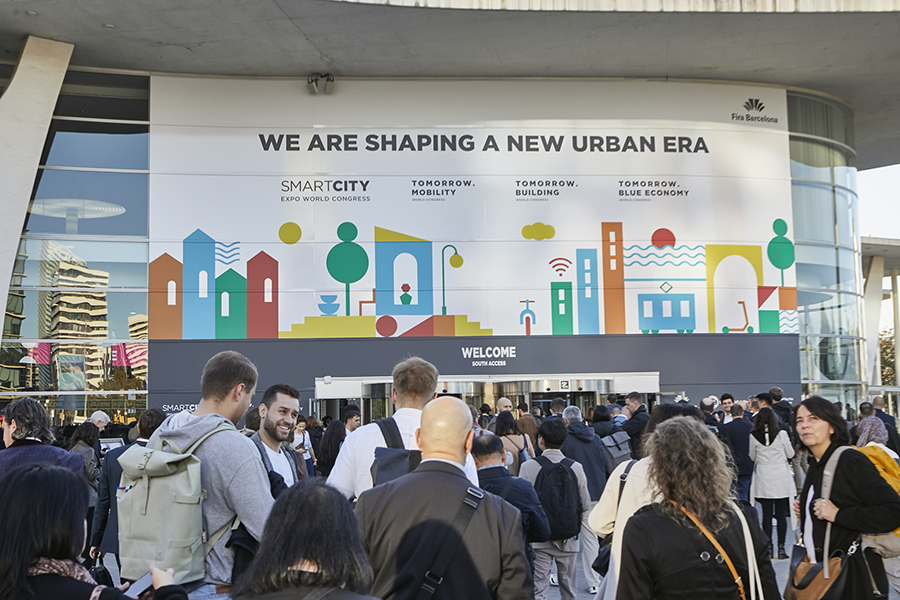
[441,244,463,316]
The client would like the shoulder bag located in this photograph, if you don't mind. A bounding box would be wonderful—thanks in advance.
[592,459,637,576]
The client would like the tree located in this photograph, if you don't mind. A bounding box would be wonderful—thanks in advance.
[881,328,895,386]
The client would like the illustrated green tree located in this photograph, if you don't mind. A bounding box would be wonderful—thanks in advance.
[767,219,795,287]
[882,328,896,386]
[326,222,369,316]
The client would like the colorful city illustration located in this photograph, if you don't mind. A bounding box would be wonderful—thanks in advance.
[148,217,798,340]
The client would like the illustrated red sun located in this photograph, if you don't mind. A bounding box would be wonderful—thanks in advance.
[651,228,676,248]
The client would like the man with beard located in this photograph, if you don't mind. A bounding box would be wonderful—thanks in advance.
[251,383,304,496]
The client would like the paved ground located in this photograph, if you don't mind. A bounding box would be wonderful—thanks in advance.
[545,549,900,600]
[102,548,899,599]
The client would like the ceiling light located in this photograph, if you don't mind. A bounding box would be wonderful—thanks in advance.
[104,23,115,29]
[26,11,38,16]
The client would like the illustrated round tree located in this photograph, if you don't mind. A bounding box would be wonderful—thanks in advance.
[767,218,795,286]
[326,222,369,316]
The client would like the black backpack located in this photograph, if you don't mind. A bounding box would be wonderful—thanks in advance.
[533,455,582,540]
[370,417,422,486]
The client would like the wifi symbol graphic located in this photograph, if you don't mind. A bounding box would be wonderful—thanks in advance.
[549,257,572,276]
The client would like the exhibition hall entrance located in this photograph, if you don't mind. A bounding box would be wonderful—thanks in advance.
[313,372,659,424]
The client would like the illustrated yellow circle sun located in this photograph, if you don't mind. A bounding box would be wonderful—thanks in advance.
[279,222,302,244]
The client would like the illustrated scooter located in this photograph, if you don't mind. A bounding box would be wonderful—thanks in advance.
[722,300,754,333]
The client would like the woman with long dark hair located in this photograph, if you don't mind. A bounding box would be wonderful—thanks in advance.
[748,406,795,560]
[233,479,378,599]
[69,421,101,567]
[494,410,534,476]
[793,396,900,599]
[590,404,624,439]
[318,420,346,477]
[0,464,185,600]
[618,417,780,599]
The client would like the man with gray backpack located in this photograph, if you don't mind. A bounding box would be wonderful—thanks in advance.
[117,351,274,599]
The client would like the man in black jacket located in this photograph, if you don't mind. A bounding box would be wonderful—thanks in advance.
[473,433,550,571]
[622,392,650,460]
[89,407,167,572]
[722,404,754,502]
[560,405,609,595]
[355,397,532,600]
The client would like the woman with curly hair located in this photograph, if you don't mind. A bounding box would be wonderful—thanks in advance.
[617,416,780,599]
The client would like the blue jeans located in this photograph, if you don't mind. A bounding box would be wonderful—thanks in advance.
[734,474,752,503]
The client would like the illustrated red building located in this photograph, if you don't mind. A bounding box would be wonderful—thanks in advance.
[247,251,279,339]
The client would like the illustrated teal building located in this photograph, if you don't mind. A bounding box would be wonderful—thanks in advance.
[182,229,216,339]
[374,227,434,316]
[551,281,574,335]
[215,268,247,339]
[576,249,600,334]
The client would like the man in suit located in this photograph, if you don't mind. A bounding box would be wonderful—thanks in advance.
[0,397,83,481]
[89,407,167,572]
[355,396,532,600]
[722,404,754,502]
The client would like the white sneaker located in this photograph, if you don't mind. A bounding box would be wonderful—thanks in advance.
[587,586,599,594]
[549,574,558,586]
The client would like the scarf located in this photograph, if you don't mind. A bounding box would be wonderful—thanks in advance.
[857,415,889,447]
[27,557,96,584]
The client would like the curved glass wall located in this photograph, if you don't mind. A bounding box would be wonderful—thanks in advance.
[788,91,864,411]
[1,69,149,426]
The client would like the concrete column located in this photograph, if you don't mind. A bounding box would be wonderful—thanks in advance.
[0,36,73,347]
[863,256,885,385]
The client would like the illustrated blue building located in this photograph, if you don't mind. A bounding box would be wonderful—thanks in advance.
[576,248,599,334]
[374,227,434,316]
[182,229,216,339]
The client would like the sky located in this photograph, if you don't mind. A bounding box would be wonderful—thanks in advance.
[857,164,900,329]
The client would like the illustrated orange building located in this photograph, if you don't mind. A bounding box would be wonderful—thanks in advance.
[602,222,626,334]
[149,253,183,339]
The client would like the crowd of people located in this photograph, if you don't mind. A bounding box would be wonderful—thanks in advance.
[3,351,900,600]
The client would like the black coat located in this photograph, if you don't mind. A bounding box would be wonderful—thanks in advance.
[478,465,550,543]
[16,575,186,600]
[590,420,624,439]
[236,585,379,600]
[621,405,650,459]
[560,421,610,501]
[91,440,146,554]
[799,443,900,599]
[722,418,754,477]
[618,503,781,600]
[355,461,532,600]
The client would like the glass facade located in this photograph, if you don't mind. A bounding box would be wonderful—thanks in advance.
[787,91,865,410]
[1,69,149,425]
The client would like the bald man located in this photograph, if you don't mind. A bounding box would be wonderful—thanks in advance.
[355,397,533,600]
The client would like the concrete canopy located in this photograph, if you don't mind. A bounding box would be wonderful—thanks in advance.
[0,2,899,169]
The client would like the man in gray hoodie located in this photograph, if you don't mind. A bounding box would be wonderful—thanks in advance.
[150,351,274,598]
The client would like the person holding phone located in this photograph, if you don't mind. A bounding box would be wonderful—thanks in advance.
[0,464,188,600]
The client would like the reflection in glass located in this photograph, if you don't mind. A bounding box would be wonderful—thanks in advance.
[26,170,148,237]
[792,182,836,244]
[795,244,837,289]
[15,237,148,288]
[43,120,148,170]
[0,393,148,428]
[0,341,147,394]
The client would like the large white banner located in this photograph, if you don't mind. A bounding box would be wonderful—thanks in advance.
[149,78,795,342]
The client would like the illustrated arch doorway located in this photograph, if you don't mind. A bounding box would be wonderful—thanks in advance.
[706,245,763,333]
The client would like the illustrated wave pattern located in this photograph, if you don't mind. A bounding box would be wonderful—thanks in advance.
[215,241,240,265]
[623,244,706,267]
[779,311,799,333]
